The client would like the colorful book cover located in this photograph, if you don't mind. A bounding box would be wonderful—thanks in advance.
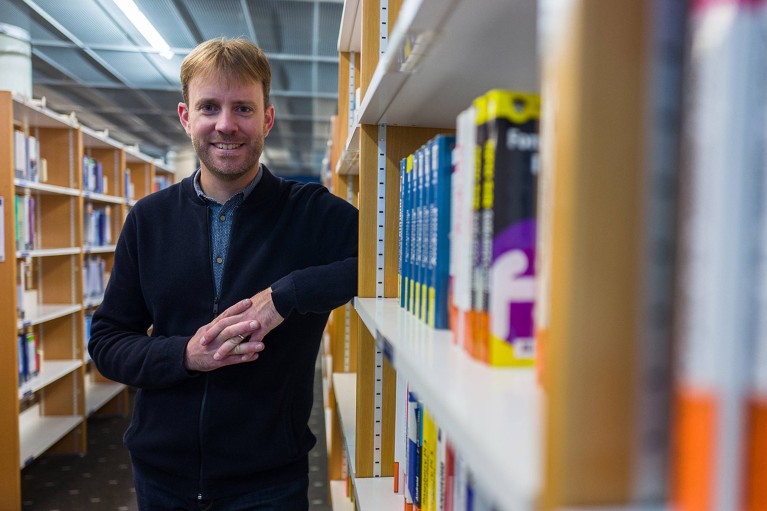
[420,408,437,511]
[482,90,540,367]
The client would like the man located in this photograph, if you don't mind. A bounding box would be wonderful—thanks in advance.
[89,37,358,510]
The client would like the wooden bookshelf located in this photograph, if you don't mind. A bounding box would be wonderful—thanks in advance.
[0,90,172,508]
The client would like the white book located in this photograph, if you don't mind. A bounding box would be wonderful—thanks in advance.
[674,3,767,510]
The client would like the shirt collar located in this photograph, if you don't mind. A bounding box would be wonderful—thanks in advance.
[193,165,262,205]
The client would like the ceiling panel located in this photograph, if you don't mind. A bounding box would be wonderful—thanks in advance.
[187,0,254,41]
[134,0,198,49]
[0,0,342,178]
[35,47,114,83]
[33,0,133,46]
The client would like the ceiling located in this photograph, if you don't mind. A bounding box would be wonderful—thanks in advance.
[0,0,343,178]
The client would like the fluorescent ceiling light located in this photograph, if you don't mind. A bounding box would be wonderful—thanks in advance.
[112,0,173,59]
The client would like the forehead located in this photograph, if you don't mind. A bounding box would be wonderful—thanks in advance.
[188,70,264,103]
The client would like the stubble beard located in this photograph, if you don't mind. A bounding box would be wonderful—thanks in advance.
[193,136,264,182]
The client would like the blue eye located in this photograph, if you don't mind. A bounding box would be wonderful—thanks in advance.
[200,104,218,113]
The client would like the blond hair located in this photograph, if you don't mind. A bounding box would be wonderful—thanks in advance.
[180,38,271,107]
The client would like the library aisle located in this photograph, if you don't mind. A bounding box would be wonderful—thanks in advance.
[20,357,333,511]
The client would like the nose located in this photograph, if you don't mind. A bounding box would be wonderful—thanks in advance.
[215,110,237,134]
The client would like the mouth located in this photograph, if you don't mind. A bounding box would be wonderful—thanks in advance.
[211,142,244,150]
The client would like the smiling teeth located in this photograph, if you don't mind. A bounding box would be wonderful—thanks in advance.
[215,143,240,149]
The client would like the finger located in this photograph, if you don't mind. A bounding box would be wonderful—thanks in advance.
[215,340,265,361]
[218,298,253,320]
[214,321,259,347]
[200,315,250,346]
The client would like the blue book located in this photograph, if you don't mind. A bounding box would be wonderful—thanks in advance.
[406,391,419,508]
[405,155,414,313]
[399,157,407,308]
[429,135,456,329]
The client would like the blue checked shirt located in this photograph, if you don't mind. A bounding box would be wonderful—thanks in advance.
[193,167,262,297]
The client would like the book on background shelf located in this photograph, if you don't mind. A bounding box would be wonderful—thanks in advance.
[84,204,113,247]
[481,90,540,367]
[15,194,35,252]
[13,131,40,182]
[17,330,40,386]
[83,156,106,194]
[124,168,135,200]
[671,1,766,510]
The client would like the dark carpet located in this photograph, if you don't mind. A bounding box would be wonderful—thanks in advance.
[21,359,332,511]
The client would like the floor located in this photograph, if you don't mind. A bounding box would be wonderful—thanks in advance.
[21,358,332,511]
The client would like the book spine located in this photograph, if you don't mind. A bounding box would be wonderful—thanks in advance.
[452,106,477,352]
[485,90,540,367]
[434,136,456,330]
[406,391,419,510]
[470,94,489,362]
[672,1,767,510]
[400,157,406,309]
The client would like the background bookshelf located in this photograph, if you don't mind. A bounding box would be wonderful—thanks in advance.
[0,89,174,507]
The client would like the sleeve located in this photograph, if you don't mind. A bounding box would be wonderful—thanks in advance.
[270,189,358,317]
[88,210,197,389]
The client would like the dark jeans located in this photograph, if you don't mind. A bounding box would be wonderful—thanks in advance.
[132,464,309,511]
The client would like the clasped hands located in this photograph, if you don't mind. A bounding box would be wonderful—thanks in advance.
[184,288,284,372]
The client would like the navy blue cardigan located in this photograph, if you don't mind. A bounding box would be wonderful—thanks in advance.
[89,166,358,499]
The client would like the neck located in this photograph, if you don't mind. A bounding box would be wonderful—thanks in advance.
[199,165,259,203]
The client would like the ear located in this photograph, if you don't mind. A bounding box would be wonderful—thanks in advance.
[263,104,275,137]
[178,102,191,136]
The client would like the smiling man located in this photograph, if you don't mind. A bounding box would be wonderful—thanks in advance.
[88,38,359,510]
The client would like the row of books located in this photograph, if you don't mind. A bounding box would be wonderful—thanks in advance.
[82,156,107,194]
[84,204,113,247]
[14,194,35,252]
[83,256,108,302]
[397,90,540,367]
[398,134,454,331]
[18,330,40,386]
[395,387,494,511]
[154,175,172,192]
[13,130,44,182]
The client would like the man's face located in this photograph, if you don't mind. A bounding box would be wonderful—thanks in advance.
[178,72,274,181]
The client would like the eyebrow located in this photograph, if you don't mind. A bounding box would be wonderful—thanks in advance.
[194,98,258,109]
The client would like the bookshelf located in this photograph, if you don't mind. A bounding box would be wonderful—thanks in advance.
[0,89,174,507]
[324,0,685,510]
